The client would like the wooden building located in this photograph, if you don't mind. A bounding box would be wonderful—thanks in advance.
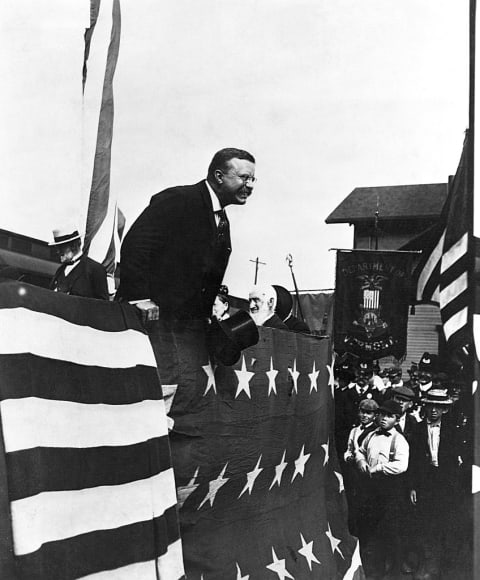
[326,183,449,372]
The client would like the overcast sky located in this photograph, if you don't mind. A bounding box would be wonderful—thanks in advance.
[0,0,469,297]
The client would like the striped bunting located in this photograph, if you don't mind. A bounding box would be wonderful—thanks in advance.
[0,280,184,579]
[83,0,123,278]
[414,133,472,349]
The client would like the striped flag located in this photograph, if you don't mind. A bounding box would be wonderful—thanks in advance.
[0,280,184,579]
[82,0,123,280]
[415,133,473,353]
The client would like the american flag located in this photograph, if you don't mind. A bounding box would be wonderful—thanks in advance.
[82,0,124,285]
[163,326,362,579]
[0,280,184,579]
[414,133,472,354]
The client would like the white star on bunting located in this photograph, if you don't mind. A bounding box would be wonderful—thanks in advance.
[198,463,229,509]
[266,357,279,395]
[288,359,300,394]
[326,522,344,558]
[322,439,330,466]
[177,466,200,508]
[308,360,320,393]
[234,355,255,399]
[298,532,321,570]
[291,445,311,482]
[327,361,335,397]
[269,450,288,490]
[334,471,344,493]
[236,562,250,580]
[266,547,294,580]
[239,455,264,498]
[202,361,217,395]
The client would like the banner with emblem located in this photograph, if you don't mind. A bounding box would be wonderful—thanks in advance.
[334,250,413,360]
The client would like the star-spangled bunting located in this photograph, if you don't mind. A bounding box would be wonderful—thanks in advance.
[298,532,321,570]
[308,360,319,393]
[291,445,311,482]
[288,359,300,393]
[266,547,294,580]
[202,361,217,395]
[326,522,344,558]
[238,455,264,498]
[269,450,288,490]
[334,471,345,493]
[198,463,229,509]
[322,439,330,466]
[236,562,250,580]
[266,357,279,395]
[177,466,200,508]
[234,355,255,399]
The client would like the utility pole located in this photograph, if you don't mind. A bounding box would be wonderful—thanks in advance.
[249,257,266,284]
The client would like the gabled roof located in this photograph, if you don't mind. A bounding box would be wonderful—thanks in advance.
[325,183,448,224]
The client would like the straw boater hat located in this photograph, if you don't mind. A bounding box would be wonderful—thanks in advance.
[49,228,81,246]
[421,388,453,405]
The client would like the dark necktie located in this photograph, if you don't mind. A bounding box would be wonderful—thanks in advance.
[215,209,229,245]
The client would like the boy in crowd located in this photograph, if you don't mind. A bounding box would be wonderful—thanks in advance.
[355,399,409,580]
[343,398,379,535]
[391,385,419,442]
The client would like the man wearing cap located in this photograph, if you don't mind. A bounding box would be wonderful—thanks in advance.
[249,284,288,330]
[409,389,462,578]
[391,385,419,443]
[49,228,108,300]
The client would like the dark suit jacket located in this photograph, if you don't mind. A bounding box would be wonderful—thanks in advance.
[116,181,231,318]
[395,413,418,445]
[50,256,108,300]
[409,418,460,492]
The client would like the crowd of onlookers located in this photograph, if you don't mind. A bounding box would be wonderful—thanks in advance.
[334,353,471,580]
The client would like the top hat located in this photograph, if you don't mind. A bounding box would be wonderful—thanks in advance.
[49,228,81,246]
[421,388,453,405]
[378,399,403,416]
[273,285,293,321]
[207,309,259,366]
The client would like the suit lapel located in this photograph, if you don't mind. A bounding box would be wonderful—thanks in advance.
[63,257,87,292]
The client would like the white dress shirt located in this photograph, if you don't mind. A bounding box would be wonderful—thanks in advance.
[356,428,409,475]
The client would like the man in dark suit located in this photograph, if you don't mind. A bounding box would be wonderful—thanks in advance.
[249,284,288,330]
[117,148,255,320]
[409,389,462,579]
[49,229,108,300]
[116,148,256,434]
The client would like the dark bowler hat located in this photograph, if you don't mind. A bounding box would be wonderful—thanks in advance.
[207,310,259,366]
[49,228,81,246]
[418,352,439,373]
[378,399,403,416]
[421,388,453,405]
[273,285,293,321]
[392,385,415,400]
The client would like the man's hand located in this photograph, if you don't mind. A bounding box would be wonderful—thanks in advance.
[134,300,159,321]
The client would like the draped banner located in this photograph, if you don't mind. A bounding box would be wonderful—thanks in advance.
[334,250,413,360]
[155,324,361,579]
[0,280,184,580]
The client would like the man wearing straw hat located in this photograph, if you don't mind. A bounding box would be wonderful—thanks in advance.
[409,389,462,579]
[49,228,108,300]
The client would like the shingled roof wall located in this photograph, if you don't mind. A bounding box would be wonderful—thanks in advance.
[325,183,448,224]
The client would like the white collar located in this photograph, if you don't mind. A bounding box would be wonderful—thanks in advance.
[205,180,222,212]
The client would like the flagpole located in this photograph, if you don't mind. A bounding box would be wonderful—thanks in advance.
[286,254,306,322]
